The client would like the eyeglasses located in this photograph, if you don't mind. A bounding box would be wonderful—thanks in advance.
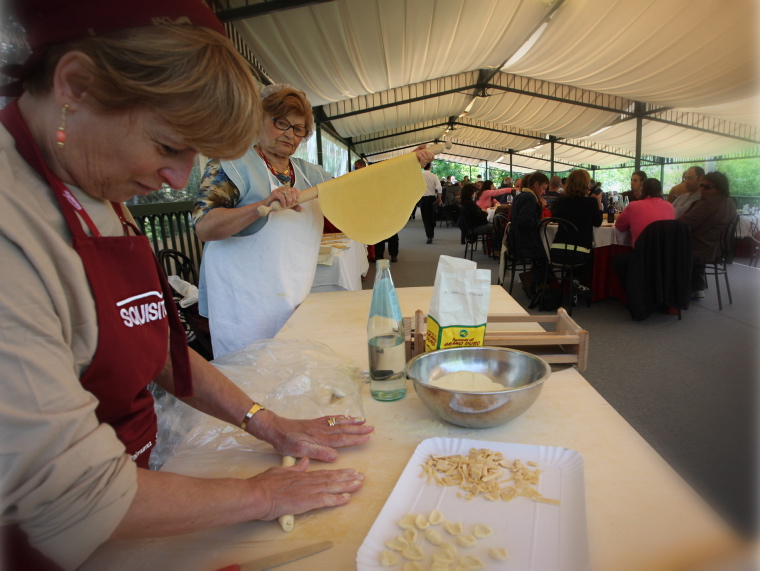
[699,182,715,190]
[271,116,309,138]
[682,176,697,182]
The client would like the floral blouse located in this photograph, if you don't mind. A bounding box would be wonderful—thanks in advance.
[191,159,239,226]
[192,158,294,226]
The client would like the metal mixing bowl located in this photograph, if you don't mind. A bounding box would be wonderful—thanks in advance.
[405,347,551,428]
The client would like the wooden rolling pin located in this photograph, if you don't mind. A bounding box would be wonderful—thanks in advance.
[278,455,296,532]
[256,141,452,217]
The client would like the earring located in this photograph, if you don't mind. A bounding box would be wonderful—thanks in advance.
[55,104,69,147]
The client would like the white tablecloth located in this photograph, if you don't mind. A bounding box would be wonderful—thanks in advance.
[591,223,633,247]
[311,239,369,293]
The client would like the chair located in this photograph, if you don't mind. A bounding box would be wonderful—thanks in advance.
[439,202,460,228]
[458,206,492,260]
[158,248,214,360]
[159,248,199,285]
[704,214,741,310]
[500,220,536,295]
[748,218,760,268]
[624,220,692,321]
[492,213,508,264]
[537,218,591,316]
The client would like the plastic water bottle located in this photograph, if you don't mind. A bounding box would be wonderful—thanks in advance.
[367,259,407,401]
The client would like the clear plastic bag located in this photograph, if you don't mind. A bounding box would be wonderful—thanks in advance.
[150,339,366,470]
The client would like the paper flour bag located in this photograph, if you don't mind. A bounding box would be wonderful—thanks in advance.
[425,256,491,351]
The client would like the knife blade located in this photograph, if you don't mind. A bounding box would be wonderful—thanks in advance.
[238,540,334,571]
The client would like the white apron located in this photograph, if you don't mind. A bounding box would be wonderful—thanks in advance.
[202,159,323,358]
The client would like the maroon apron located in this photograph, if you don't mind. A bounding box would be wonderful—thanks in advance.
[1,101,193,569]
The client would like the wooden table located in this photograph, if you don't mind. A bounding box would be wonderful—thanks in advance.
[85,287,741,571]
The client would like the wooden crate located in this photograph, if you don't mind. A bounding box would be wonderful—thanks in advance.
[404,308,589,372]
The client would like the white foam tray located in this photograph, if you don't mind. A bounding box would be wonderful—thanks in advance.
[357,437,589,570]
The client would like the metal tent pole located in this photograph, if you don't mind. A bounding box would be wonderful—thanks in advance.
[634,102,645,172]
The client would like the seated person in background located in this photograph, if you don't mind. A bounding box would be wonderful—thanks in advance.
[589,180,608,210]
[612,178,674,287]
[668,181,687,203]
[508,172,550,288]
[543,176,562,211]
[621,170,647,202]
[476,179,512,209]
[550,169,603,271]
[679,171,737,298]
[499,176,513,188]
[460,183,493,237]
[545,176,563,199]
[445,179,461,205]
[672,166,704,218]
[615,178,675,245]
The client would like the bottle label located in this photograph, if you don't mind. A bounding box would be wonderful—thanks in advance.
[424,315,487,351]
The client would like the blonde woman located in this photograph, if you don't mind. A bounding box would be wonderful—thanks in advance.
[1,1,371,568]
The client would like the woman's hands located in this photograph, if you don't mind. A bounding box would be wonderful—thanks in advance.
[246,458,365,521]
[414,145,435,167]
[265,186,303,212]
[249,411,374,462]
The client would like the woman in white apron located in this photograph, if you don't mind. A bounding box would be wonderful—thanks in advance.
[195,85,331,358]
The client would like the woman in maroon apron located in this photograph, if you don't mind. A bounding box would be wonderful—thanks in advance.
[1,1,372,569]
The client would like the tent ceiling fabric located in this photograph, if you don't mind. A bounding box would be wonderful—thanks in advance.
[233,0,554,105]
[231,0,759,168]
[503,0,758,108]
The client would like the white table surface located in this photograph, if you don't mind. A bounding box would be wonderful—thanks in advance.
[84,286,741,571]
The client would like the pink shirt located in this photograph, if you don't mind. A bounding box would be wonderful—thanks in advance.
[476,188,512,209]
[615,197,675,245]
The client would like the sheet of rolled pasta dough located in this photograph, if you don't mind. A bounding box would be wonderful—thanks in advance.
[317,152,426,245]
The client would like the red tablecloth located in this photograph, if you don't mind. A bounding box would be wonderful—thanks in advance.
[591,244,632,301]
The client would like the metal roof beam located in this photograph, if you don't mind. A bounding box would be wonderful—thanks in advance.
[216,0,333,22]
[487,73,634,115]
[317,85,477,121]
[353,122,450,145]
[613,107,760,145]
[453,120,659,164]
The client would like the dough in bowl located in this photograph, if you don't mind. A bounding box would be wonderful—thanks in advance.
[430,371,504,392]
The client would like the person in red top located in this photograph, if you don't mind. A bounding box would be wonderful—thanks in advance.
[0,1,373,569]
[611,178,675,289]
[615,178,675,245]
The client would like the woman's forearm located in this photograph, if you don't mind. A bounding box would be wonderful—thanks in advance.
[110,469,261,539]
[155,348,253,427]
[194,203,263,242]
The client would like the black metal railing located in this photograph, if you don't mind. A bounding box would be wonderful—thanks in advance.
[127,200,203,276]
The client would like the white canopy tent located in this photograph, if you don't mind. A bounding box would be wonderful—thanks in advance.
[217,0,759,169]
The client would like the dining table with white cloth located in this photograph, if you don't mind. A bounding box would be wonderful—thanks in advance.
[311,235,369,293]
[82,286,742,571]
